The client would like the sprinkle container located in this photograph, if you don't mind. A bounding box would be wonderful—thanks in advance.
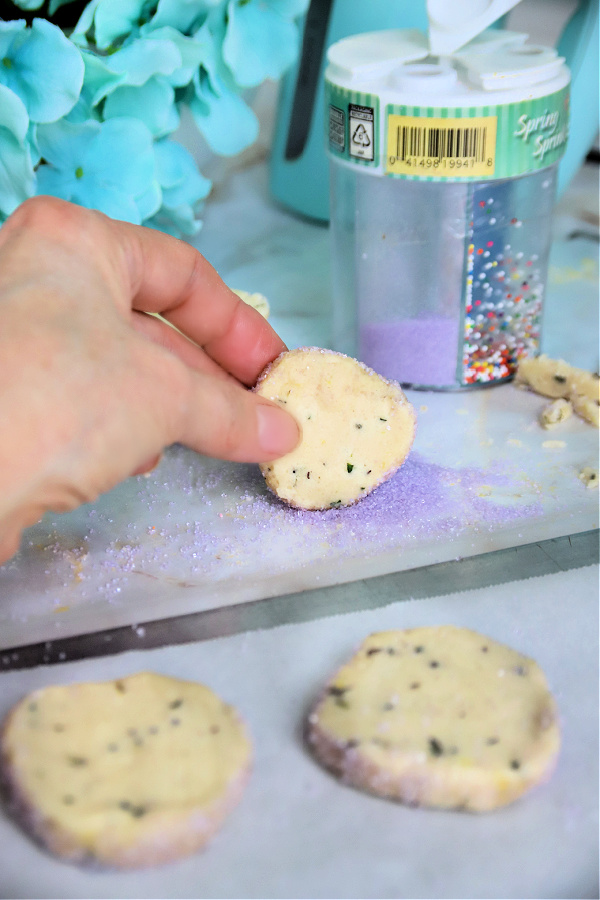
[325,28,570,389]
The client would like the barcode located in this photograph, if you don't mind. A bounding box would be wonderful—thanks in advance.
[396,125,487,162]
[386,114,497,177]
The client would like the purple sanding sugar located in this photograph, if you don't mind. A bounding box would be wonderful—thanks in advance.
[360,318,460,387]
[0,446,544,609]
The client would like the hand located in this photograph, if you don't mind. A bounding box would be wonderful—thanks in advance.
[0,196,299,563]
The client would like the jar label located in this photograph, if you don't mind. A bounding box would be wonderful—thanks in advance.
[326,80,569,179]
[327,84,380,169]
[386,87,569,180]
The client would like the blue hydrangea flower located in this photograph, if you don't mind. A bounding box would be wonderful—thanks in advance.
[0,83,36,219]
[36,117,160,224]
[145,137,212,235]
[0,18,83,123]
[222,0,309,87]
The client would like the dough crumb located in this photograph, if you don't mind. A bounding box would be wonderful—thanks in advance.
[540,398,573,429]
[232,289,270,319]
[578,467,599,489]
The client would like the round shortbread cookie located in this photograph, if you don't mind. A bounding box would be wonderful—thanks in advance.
[254,347,416,509]
[306,626,560,812]
[1,672,251,869]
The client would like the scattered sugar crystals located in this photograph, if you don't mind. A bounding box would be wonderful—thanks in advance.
[0,445,546,623]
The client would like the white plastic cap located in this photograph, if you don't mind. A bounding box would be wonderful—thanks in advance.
[427,0,523,55]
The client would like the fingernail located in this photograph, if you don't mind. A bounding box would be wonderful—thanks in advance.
[257,404,300,458]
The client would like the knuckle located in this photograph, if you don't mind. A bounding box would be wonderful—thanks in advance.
[5,197,105,248]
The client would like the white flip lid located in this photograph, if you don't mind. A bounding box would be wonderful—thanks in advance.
[427,0,522,55]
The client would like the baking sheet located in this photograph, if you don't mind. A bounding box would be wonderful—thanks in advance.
[0,566,597,899]
[0,164,597,651]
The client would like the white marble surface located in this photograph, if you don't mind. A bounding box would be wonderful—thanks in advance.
[0,566,597,899]
[0,157,598,650]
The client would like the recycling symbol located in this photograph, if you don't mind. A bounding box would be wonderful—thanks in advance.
[352,123,371,147]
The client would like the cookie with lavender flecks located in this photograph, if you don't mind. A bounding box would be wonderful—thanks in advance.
[254,347,416,510]
[306,626,560,812]
[1,672,251,869]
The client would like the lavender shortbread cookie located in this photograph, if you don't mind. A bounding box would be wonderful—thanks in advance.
[254,347,416,510]
[1,672,251,869]
[306,626,560,812]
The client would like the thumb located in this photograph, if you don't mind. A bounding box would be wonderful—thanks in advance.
[178,368,300,463]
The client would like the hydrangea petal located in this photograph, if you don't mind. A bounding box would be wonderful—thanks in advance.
[146,203,202,236]
[72,181,142,224]
[150,0,218,33]
[11,0,43,9]
[143,25,213,88]
[79,49,127,107]
[135,178,162,221]
[154,137,210,192]
[0,83,29,142]
[223,0,300,87]
[81,117,156,199]
[92,0,147,50]
[1,19,84,123]
[0,130,35,216]
[270,0,310,17]
[103,77,179,138]
[71,0,101,46]
[106,37,181,86]
[0,21,26,59]
[36,160,77,200]
[154,138,211,204]
[49,0,82,13]
[37,118,99,172]
[190,70,258,155]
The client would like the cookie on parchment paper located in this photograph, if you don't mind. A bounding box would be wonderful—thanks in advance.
[1,672,251,869]
[306,626,560,812]
[254,347,416,510]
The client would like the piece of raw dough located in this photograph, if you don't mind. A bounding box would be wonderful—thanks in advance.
[232,288,270,319]
[1,672,251,869]
[540,397,573,429]
[515,354,599,427]
[306,626,560,812]
[254,347,416,509]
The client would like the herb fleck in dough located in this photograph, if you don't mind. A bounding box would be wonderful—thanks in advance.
[306,626,560,812]
[1,672,251,869]
[254,347,416,509]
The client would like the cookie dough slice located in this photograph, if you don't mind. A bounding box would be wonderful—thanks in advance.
[306,626,560,812]
[254,347,416,509]
[1,672,251,869]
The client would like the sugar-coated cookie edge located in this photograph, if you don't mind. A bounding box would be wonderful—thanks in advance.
[305,626,560,813]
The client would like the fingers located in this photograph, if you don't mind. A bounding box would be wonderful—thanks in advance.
[109,215,287,385]
[130,311,236,383]
[177,367,300,463]
[3,198,287,386]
